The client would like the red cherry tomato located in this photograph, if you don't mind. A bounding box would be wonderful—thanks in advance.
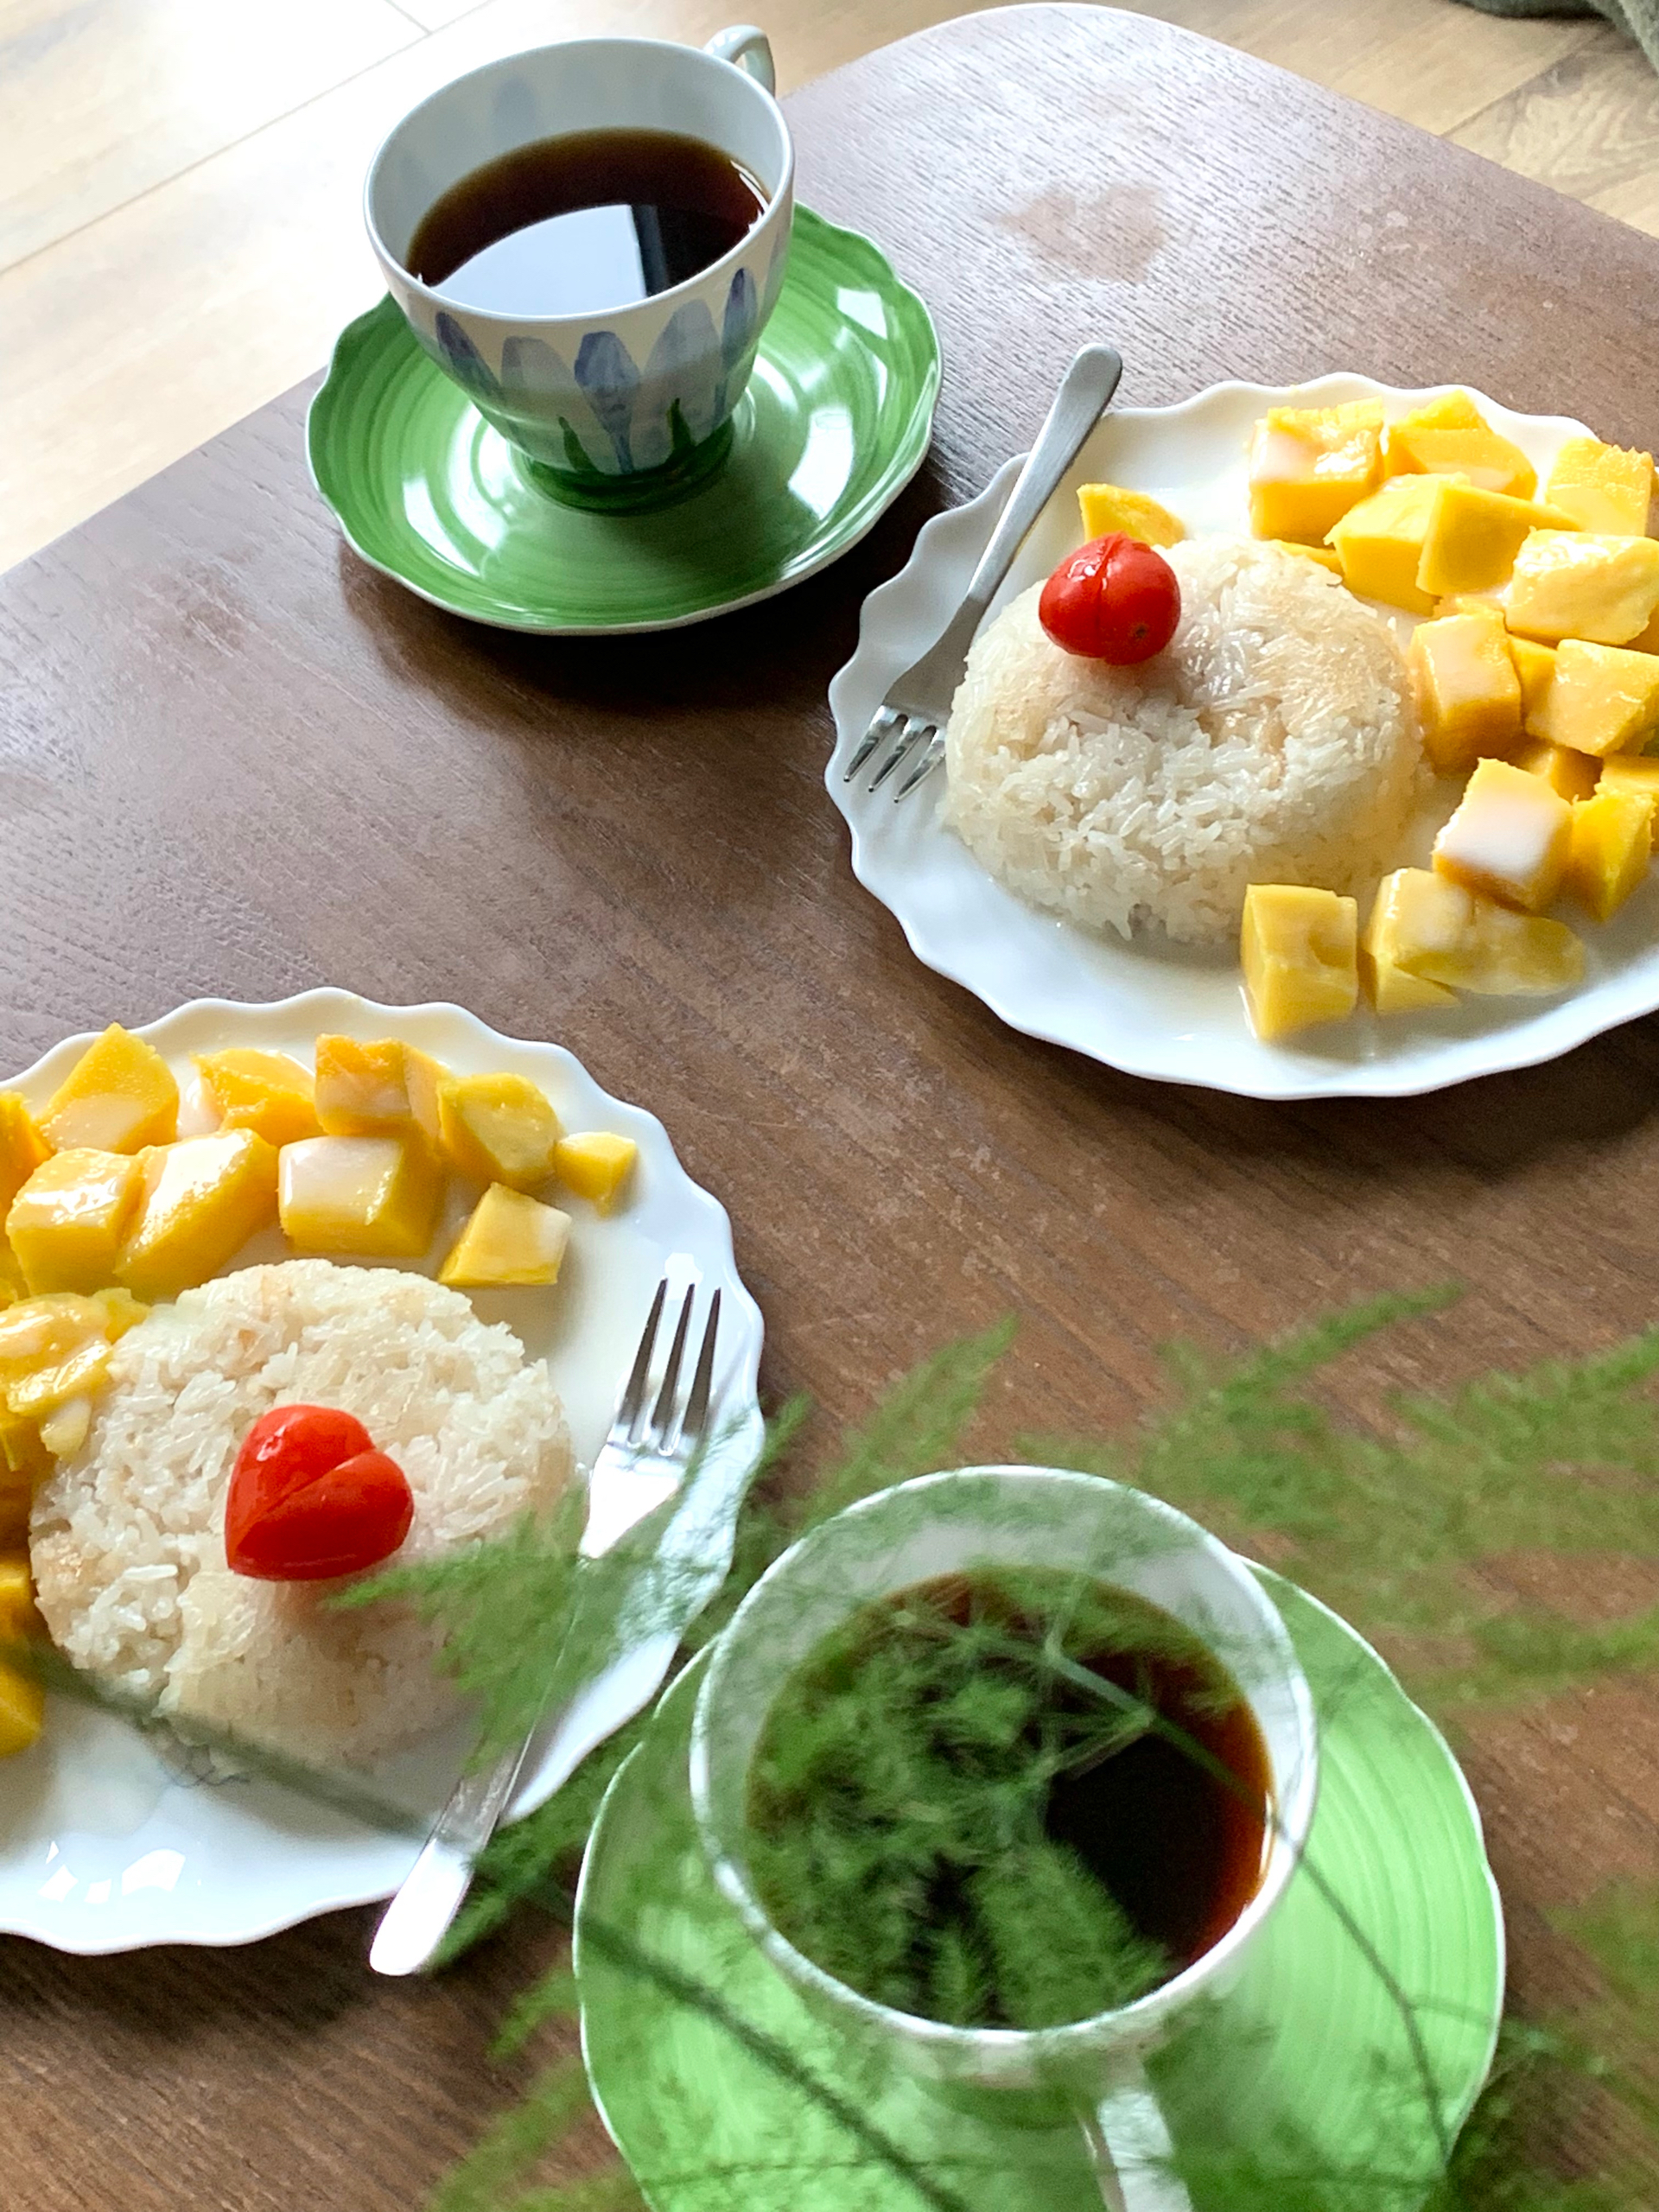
[226,1404,414,1582]
[1039,532,1181,664]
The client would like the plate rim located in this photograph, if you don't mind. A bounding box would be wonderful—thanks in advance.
[0,986,766,1954]
[574,1559,1506,2206]
[821,372,1659,1103]
[307,204,943,637]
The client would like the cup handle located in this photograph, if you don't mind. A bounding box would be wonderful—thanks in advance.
[1075,2067,1192,2212]
[704,24,775,93]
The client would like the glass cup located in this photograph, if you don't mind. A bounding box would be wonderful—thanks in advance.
[690,1465,1320,2210]
[364,27,794,511]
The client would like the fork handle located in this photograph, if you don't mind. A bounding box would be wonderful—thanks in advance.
[368,1740,526,1976]
[913,343,1123,686]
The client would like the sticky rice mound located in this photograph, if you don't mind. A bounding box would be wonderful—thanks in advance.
[29,1260,574,1768]
[944,536,1421,945]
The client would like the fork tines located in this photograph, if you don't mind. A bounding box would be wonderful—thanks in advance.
[844,709,946,799]
[612,1275,721,1459]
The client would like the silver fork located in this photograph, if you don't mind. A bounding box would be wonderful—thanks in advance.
[368,1274,721,1977]
[844,341,1124,799]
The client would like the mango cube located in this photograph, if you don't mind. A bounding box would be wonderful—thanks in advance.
[194,1049,321,1147]
[1531,639,1659,759]
[0,1659,42,1758]
[6,1149,143,1294]
[552,1132,639,1213]
[1506,532,1659,645]
[117,1130,279,1300]
[1415,483,1577,599]
[1564,788,1655,921]
[0,1558,36,1641]
[1386,424,1537,499]
[313,1037,448,1151]
[1370,868,1581,995]
[1077,484,1185,548]
[41,1026,178,1155]
[1272,543,1342,573]
[1360,875,1458,1012]
[1599,754,1659,814]
[1247,402,1384,544]
[1390,391,1489,441]
[1410,613,1522,773]
[1433,758,1572,912]
[0,1293,126,1424]
[0,1096,50,1225]
[438,1185,572,1288]
[1239,886,1358,1041]
[1543,437,1654,535]
[1325,474,1444,613]
[1512,738,1599,803]
[437,1073,561,1190]
[1509,638,1558,733]
[277,1135,442,1257]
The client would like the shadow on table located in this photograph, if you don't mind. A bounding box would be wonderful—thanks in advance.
[336,459,948,726]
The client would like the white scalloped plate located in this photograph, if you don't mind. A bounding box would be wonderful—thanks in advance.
[826,373,1659,1100]
[0,990,764,1953]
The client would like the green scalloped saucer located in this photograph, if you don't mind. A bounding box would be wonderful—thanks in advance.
[307,207,939,634]
[575,1572,1504,2212]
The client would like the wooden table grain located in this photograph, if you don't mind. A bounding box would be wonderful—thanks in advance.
[3,9,1659,2205]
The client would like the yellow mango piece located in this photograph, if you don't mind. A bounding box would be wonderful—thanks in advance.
[1625,603,1659,654]
[1543,436,1653,535]
[39,1397,92,1459]
[1273,543,1343,572]
[1506,531,1659,645]
[1324,474,1445,613]
[0,1096,50,1223]
[1239,886,1358,1042]
[0,1408,50,1486]
[1433,758,1572,912]
[1247,401,1384,545]
[1077,484,1185,549]
[1374,868,1582,995]
[1389,391,1488,444]
[116,1130,280,1300]
[438,1184,573,1288]
[1508,637,1558,734]
[41,1026,178,1155]
[1512,738,1599,803]
[437,1073,561,1190]
[0,1556,36,1642]
[1599,753,1659,809]
[194,1048,321,1147]
[6,1336,111,1420]
[313,1037,448,1149]
[1359,875,1459,1012]
[6,1150,143,1294]
[1386,425,1537,499]
[1532,638,1659,759]
[553,1132,639,1214]
[1410,613,1522,773]
[0,1660,43,1758]
[1564,788,1655,922]
[278,1135,442,1257]
[1415,483,1578,599]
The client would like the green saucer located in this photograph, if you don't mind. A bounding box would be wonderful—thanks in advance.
[307,208,939,633]
[575,1573,1503,2212]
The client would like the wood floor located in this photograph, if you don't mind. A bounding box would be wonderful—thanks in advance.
[2,0,1655,573]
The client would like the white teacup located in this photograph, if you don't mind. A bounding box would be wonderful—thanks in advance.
[690,1466,1319,2211]
[364,27,794,509]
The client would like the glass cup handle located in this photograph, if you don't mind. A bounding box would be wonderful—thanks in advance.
[1076,2068,1192,2212]
[704,25,775,93]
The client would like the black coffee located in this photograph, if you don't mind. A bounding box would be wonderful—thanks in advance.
[746,1569,1272,2029]
[406,128,766,319]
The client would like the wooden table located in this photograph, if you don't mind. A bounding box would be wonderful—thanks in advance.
[3,8,1659,2204]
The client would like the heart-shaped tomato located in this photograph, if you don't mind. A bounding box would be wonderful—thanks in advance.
[226,1404,414,1582]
